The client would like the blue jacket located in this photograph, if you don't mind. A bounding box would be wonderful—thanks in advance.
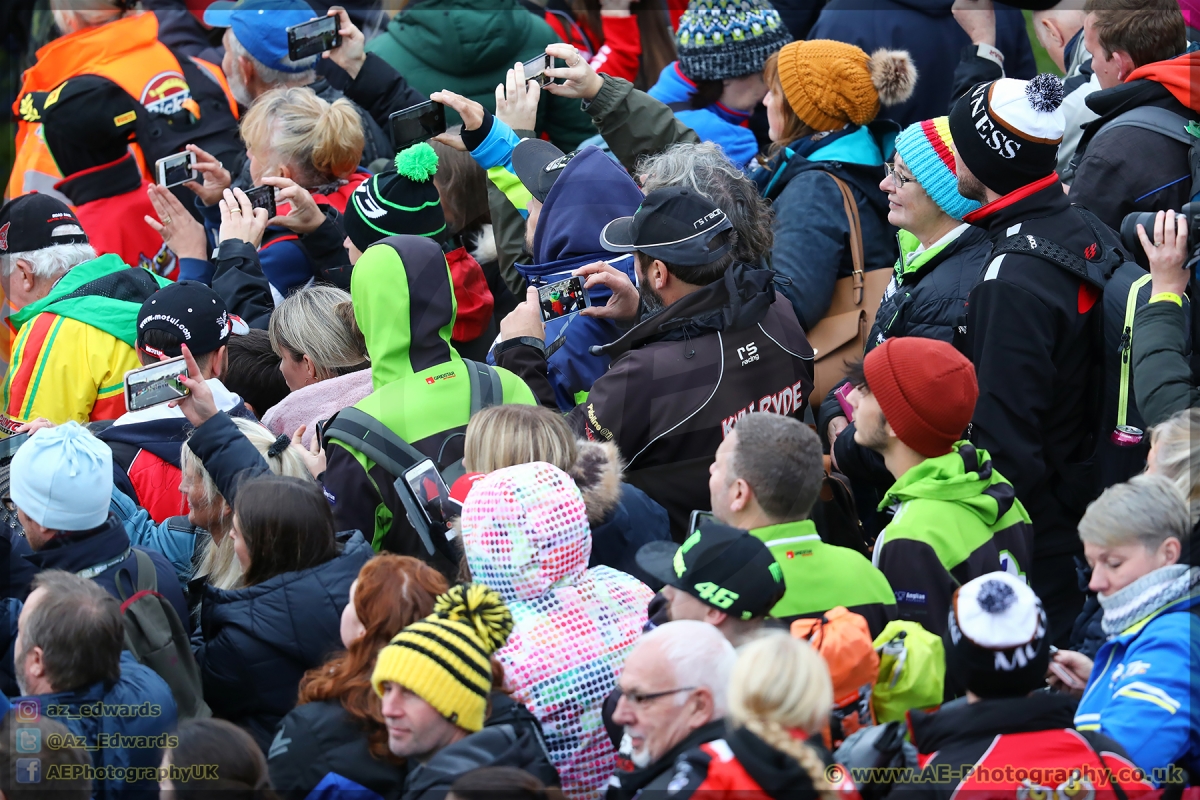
[807,0,1036,129]
[647,62,759,169]
[1074,587,1200,781]
[14,653,178,800]
[195,532,373,751]
[110,489,201,587]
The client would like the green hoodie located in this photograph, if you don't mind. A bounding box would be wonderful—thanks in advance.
[366,0,595,151]
[873,441,1034,637]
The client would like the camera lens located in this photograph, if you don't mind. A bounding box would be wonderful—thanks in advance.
[1120,211,1159,254]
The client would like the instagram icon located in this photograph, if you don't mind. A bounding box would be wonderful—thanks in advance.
[15,701,39,723]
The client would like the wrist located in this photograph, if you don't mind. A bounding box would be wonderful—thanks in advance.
[1150,291,1184,306]
[975,42,1003,65]
[583,73,604,102]
[344,55,365,79]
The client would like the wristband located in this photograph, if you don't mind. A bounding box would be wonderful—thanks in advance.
[1150,292,1184,306]
[976,43,1005,68]
[493,336,546,358]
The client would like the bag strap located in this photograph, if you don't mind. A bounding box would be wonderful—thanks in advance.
[132,548,158,594]
[1096,106,1197,148]
[324,406,425,478]
[823,172,866,306]
[992,206,1124,290]
[1079,734,1131,800]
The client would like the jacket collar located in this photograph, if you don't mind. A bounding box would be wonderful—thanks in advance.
[751,519,821,549]
[962,173,1065,233]
[726,726,824,799]
[895,223,976,283]
[55,153,143,206]
[908,693,1080,754]
[23,514,131,574]
[614,719,726,797]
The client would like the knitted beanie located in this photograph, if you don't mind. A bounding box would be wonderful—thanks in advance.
[894,117,981,221]
[947,572,1050,699]
[774,40,916,132]
[948,75,1065,196]
[862,337,977,457]
[344,142,446,253]
[10,422,113,531]
[676,0,792,82]
[371,583,513,732]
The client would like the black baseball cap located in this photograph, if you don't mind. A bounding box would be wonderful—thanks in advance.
[635,520,786,621]
[21,76,139,176]
[600,187,734,266]
[512,139,580,203]
[137,281,246,358]
[0,194,89,255]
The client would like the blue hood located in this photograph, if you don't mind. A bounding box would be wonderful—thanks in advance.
[647,62,758,169]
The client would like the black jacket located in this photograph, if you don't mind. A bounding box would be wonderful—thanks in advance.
[963,178,1105,562]
[325,52,428,139]
[607,719,726,800]
[403,720,559,800]
[195,533,373,751]
[496,263,814,537]
[1132,298,1200,428]
[666,726,835,800]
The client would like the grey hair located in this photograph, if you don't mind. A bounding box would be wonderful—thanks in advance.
[1149,407,1200,525]
[637,142,774,262]
[20,570,122,692]
[640,620,736,717]
[1078,473,1191,552]
[227,29,316,88]
[0,235,96,278]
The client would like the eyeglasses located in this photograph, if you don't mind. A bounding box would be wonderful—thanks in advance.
[619,686,697,708]
[884,162,914,189]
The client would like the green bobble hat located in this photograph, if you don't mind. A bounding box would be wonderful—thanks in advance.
[344,142,447,252]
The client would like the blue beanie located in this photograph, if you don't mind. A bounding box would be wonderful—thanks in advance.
[10,422,112,531]
[893,117,981,222]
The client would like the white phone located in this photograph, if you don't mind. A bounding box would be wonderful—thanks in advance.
[155,152,198,188]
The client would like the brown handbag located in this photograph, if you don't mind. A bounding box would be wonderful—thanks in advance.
[805,172,892,403]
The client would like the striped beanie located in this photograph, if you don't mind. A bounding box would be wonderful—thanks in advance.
[893,117,981,221]
[371,583,513,732]
[344,142,446,253]
[676,0,792,82]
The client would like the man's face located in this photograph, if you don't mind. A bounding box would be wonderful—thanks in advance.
[708,432,739,525]
[524,197,543,255]
[634,255,666,314]
[662,585,714,624]
[380,682,463,761]
[15,509,52,551]
[1084,15,1121,90]
[14,588,45,696]
[953,146,989,203]
[222,29,254,106]
[850,386,890,453]
[611,641,706,768]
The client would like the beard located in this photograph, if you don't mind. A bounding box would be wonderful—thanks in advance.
[226,67,254,108]
[855,414,891,453]
[14,648,28,697]
[956,169,988,203]
[638,281,666,316]
[624,729,652,768]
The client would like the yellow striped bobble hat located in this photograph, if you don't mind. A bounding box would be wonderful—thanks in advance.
[370,583,513,732]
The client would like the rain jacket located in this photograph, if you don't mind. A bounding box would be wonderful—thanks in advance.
[321,235,536,562]
[462,462,652,800]
[873,441,1034,637]
[365,0,596,151]
[4,255,171,424]
[647,62,759,169]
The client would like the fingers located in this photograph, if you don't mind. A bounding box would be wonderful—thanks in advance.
[178,344,203,389]
[573,260,619,277]
[431,132,467,152]
[1136,223,1153,250]
[191,161,223,174]
[293,424,307,445]
[1175,213,1189,248]
[144,215,166,234]
[233,187,254,218]
[545,43,577,62]
[185,143,215,163]
[1154,209,1165,247]
[259,176,297,190]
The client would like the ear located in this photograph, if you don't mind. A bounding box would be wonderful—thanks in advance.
[302,353,319,383]
[24,645,45,682]
[705,607,729,627]
[1160,536,1182,566]
[651,258,670,290]
[1039,16,1065,48]
[238,54,256,91]
[728,477,754,514]
[15,259,37,293]
[689,686,717,726]
[1113,50,1137,82]
[278,163,294,182]
[209,344,228,380]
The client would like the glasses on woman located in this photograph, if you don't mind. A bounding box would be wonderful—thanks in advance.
[884,161,914,189]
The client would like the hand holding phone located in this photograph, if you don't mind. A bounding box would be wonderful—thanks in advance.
[244,185,277,220]
[389,101,447,152]
[124,356,190,412]
[287,15,341,61]
[156,152,199,189]
[521,54,555,87]
[538,276,592,322]
[834,382,855,423]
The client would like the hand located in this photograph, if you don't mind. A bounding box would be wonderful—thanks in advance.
[951,0,996,47]
[496,60,541,132]
[543,43,604,101]
[430,90,486,132]
[168,344,219,428]
[145,184,208,261]
[499,287,547,342]
[15,418,54,435]
[1138,210,1191,297]
[1046,649,1093,698]
[576,261,640,323]
[827,416,848,448]
[261,176,325,234]
[293,424,327,478]
[182,144,232,206]
[218,187,269,248]
[431,125,467,153]
[322,6,366,79]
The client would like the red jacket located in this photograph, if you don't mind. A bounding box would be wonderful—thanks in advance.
[543,10,643,84]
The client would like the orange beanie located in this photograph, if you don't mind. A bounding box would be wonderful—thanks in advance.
[775,40,917,132]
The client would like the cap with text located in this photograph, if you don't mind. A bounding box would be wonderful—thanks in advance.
[601,186,734,266]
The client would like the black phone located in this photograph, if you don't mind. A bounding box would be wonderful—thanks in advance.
[244,185,276,219]
[688,510,715,534]
[522,54,555,86]
[314,418,329,446]
[538,276,592,322]
[389,101,447,152]
[286,15,340,61]
[0,433,30,462]
[393,459,452,558]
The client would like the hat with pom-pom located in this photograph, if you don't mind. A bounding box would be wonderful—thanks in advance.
[371,583,513,732]
[946,571,1050,698]
[676,0,792,82]
[773,41,916,132]
[948,74,1065,196]
[344,142,446,252]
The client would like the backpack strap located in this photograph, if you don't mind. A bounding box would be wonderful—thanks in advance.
[1093,106,1197,148]
[131,548,158,594]
[991,206,1125,289]
[323,406,425,478]
[464,359,502,414]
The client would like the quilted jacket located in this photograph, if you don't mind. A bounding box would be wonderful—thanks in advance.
[194,532,373,751]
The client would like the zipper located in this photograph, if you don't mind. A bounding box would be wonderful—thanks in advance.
[1117,274,1153,427]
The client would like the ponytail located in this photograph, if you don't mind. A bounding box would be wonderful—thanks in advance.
[311,97,365,180]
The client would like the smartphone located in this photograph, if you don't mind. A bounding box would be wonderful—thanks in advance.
[155,152,198,189]
[538,276,591,322]
[314,418,329,446]
[287,15,341,61]
[834,382,855,423]
[688,510,715,534]
[404,460,451,528]
[522,54,555,86]
[244,185,277,220]
[0,433,30,462]
[389,101,447,152]
[124,356,190,413]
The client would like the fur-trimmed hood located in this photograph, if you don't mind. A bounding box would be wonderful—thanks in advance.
[568,440,623,528]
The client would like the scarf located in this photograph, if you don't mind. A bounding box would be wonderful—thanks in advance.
[1097,564,1199,635]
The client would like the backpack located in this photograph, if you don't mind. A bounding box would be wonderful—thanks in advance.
[1064,106,1200,202]
[989,206,1185,491]
[790,607,880,749]
[115,549,211,720]
[871,620,945,723]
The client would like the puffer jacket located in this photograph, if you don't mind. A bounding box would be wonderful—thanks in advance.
[1132,295,1200,428]
[462,462,653,800]
[195,532,373,751]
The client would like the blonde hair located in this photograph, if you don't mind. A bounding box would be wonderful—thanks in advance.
[462,405,578,473]
[182,417,316,591]
[728,633,839,800]
[1150,407,1200,525]
[269,285,367,380]
[240,86,364,186]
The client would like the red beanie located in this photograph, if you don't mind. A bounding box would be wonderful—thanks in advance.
[863,338,978,457]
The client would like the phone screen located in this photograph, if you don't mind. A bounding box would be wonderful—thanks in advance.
[244,185,277,219]
[287,16,340,61]
[389,101,447,152]
[404,460,450,527]
[125,356,190,412]
[0,433,30,462]
[688,510,715,534]
[157,152,197,188]
[522,54,554,86]
[538,276,591,322]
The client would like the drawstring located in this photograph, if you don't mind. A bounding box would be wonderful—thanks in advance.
[683,327,694,359]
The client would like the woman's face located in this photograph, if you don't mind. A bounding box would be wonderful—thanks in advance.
[229,514,252,573]
[881,152,943,234]
[279,351,316,392]
[764,84,787,144]
[181,466,226,533]
[340,579,366,648]
[1084,538,1179,597]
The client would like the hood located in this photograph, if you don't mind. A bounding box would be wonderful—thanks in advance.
[568,440,623,528]
[405,725,551,795]
[648,62,753,125]
[1125,49,1200,112]
[809,123,891,168]
[894,223,976,282]
[386,0,537,75]
[461,462,591,603]
[351,234,458,390]
[880,441,1014,526]
[100,381,248,466]
[531,146,644,267]
[726,726,823,798]
[15,652,174,719]
[909,693,1079,754]
[24,514,130,573]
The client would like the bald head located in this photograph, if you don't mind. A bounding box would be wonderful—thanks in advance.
[1033,3,1088,73]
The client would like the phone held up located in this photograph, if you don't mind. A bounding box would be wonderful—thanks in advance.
[538,276,592,322]
[521,54,556,87]
[244,185,277,219]
[287,15,341,61]
[156,152,199,189]
[389,101,447,152]
[124,356,190,413]
[688,510,715,534]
